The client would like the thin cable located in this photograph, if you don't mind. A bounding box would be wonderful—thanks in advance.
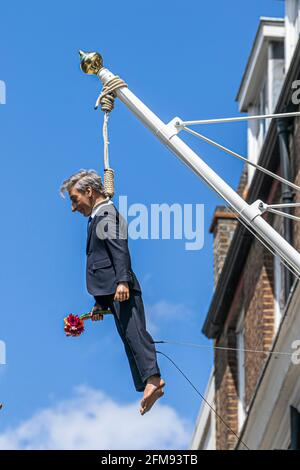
[180,111,300,127]
[211,172,299,278]
[268,203,300,209]
[236,210,300,280]
[179,124,300,278]
[174,124,300,278]
[156,350,250,450]
[265,207,300,222]
[154,340,294,357]
[182,126,300,194]
[196,158,300,280]
[185,145,300,280]
[228,205,300,281]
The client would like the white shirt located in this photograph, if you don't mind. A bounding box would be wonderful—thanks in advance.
[90,197,113,219]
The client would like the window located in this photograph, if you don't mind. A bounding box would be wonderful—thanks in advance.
[257,80,269,147]
[247,80,269,186]
[290,406,300,450]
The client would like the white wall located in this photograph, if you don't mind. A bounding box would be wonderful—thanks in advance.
[285,0,300,70]
[190,371,216,450]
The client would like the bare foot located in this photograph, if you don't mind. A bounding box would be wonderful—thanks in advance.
[140,388,164,415]
[140,377,165,415]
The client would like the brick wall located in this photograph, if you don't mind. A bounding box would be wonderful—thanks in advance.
[243,241,275,407]
[210,208,237,287]
[211,166,249,449]
[210,165,248,287]
[209,61,300,452]
[214,231,275,449]
[211,158,279,449]
[214,331,239,450]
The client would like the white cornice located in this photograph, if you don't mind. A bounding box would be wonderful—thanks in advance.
[236,18,285,112]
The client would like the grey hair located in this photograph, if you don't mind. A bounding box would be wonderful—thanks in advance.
[60,169,105,198]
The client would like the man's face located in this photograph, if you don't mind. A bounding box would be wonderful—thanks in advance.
[69,187,93,217]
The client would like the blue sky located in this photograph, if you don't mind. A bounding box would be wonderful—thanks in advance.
[0,0,284,450]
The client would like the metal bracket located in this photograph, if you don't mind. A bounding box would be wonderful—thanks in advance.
[164,117,184,139]
[240,199,267,222]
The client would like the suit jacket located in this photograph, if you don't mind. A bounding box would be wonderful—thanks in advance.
[86,202,142,296]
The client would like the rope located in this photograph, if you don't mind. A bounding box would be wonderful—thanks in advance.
[156,350,250,450]
[95,76,127,198]
[101,112,115,198]
[103,112,110,169]
[95,76,127,112]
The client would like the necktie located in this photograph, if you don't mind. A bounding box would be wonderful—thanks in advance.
[87,216,92,233]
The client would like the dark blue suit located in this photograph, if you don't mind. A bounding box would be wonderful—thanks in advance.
[86,201,160,392]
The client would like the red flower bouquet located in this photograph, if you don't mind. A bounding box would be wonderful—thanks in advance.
[64,314,86,337]
[64,308,111,337]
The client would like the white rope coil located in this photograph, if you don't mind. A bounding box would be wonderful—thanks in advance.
[95,76,127,112]
[104,168,115,198]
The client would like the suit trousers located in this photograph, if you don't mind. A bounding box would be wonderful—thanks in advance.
[94,292,161,392]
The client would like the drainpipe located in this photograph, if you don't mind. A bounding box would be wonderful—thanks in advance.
[277,115,294,301]
[290,406,300,450]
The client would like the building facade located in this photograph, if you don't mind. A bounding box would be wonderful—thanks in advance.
[194,1,300,450]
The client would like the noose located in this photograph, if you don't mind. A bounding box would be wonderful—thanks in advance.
[95,76,128,199]
[102,111,114,198]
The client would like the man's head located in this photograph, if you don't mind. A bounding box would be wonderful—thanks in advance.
[60,169,106,217]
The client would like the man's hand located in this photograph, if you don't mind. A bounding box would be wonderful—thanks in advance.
[91,304,104,322]
[114,282,130,302]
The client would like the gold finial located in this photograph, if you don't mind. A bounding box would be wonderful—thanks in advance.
[79,50,103,75]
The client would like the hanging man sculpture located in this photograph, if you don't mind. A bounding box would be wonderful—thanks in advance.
[60,169,165,415]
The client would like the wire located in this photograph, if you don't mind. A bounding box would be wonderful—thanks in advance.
[156,350,250,450]
[265,207,300,222]
[179,118,300,276]
[182,126,300,194]
[154,340,294,357]
[178,125,300,279]
[161,114,300,451]
[228,205,300,281]
[184,143,300,280]
[267,203,300,209]
[180,111,300,127]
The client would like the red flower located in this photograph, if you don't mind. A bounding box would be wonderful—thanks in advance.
[64,314,85,337]
[64,308,111,337]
